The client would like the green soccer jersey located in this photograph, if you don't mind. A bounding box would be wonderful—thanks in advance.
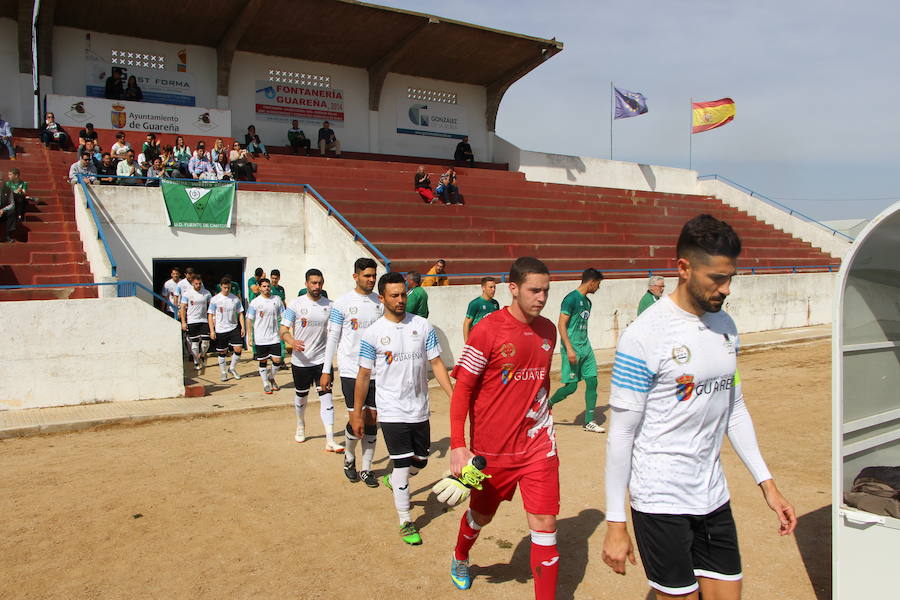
[637,290,659,316]
[271,284,286,302]
[247,276,259,301]
[4,181,27,195]
[406,285,429,318]
[466,296,500,326]
[561,289,592,350]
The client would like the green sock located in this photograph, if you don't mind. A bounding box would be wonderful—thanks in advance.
[584,377,598,423]
[549,382,578,405]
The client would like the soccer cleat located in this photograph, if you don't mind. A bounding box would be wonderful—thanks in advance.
[451,556,473,590]
[229,368,241,380]
[381,474,392,490]
[361,470,379,488]
[220,372,228,382]
[400,522,422,545]
[193,360,201,371]
[344,460,359,482]
[583,421,605,433]
[264,383,272,394]
[269,379,280,391]
[294,425,305,443]
[324,440,345,453]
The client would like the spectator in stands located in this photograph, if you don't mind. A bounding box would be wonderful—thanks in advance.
[454,135,474,167]
[142,133,161,163]
[173,136,192,171]
[435,167,460,205]
[83,140,103,170]
[67,152,97,184]
[214,152,232,180]
[160,145,182,178]
[111,132,131,161]
[123,75,144,102]
[105,68,124,100]
[192,140,207,159]
[5,168,28,223]
[405,271,429,318]
[188,147,216,180]
[40,112,69,148]
[117,150,143,185]
[637,275,665,316]
[229,142,256,181]
[0,114,15,160]
[145,157,165,187]
[244,126,270,160]
[77,123,98,156]
[317,121,341,157]
[288,120,311,155]
[96,153,117,185]
[422,259,449,286]
[0,186,16,242]
[211,138,227,162]
[414,166,434,204]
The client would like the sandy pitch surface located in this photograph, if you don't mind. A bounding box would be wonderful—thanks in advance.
[0,341,830,600]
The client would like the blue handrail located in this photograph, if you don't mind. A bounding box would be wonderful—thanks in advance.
[0,280,179,312]
[698,174,855,242]
[75,173,118,276]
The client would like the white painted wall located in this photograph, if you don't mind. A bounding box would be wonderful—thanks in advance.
[51,26,218,107]
[423,272,835,364]
[0,297,183,410]
[0,18,27,127]
[86,186,383,300]
[72,182,117,297]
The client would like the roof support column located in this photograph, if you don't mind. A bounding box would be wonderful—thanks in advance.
[16,0,32,75]
[216,0,264,109]
[367,19,436,112]
[484,43,562,132]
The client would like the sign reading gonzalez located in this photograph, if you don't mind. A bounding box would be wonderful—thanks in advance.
[254,81,344,124]
[46,95,231,137]
[396,101,467,139]
[161,179,235,229]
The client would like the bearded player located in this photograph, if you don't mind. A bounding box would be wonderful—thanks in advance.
[447,257,560,599]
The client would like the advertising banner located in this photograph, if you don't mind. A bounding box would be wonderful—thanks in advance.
[161,179,235,229]
[254,81,345,125]
[86,55,198,106]
[396,101,467,139]
[46,94,231,137]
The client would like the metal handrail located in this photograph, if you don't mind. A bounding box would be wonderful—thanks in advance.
[0,280,179,312]
[428,264,839,282]
[698,174,855,242]
[74,173,118,276]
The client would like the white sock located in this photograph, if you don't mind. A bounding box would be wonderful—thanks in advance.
[200,340,210,356]
[230,353,240,371]
[345,423,359,463]
[390,466,411,524]
[217,355,227,374]
[190,342,201,363]
[319,392,335,443]
[259,364,269,388]
[268,364,277,382]
[294,392,308,425]
[361,431,377,472]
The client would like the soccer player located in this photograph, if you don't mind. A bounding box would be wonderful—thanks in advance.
[177,267,207,299]
[269,269,286,302]
[208,276,246,382]
[321,258,384,487]
[548,268,605,433]
[448,257,560,599]
[280,268,345,452]
[247,278,285,394]
[351,272,454,545]
[602,215,797,600]
[462,276,499,342]
[161,267,182,317]
[248,267,265,302]
[180,275,212,371]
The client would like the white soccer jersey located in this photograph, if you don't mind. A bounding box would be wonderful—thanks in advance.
[178,277,208,298]
[247,295,284,345]
[359,314,441,423]
[162,278,180,313]
[208,293,243,334]
[282,295,332,367]
[180,288,212,324]
[326,291,383,378]
[610,296,741,515]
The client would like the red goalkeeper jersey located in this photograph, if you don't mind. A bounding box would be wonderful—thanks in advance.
[450,307,558,468]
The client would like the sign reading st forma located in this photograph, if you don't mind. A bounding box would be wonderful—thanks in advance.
[86,56,198,107]
[396,102,467,139]
[46,94,231,137]
[254,81,345,124]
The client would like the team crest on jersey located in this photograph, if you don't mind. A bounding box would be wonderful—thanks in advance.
[500,342,516,358]
[349,306,359,315]
[380,336,391,345]
[350,318,359,330]
[300,308,309,315]
[541,339,551,352]
[385,351,394,365]
[300,318,308,328]
[500,363,515,385]
[672,345,692,365]
[675,374,695,402]
[580,310,590,320]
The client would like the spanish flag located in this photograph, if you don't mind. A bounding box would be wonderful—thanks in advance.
[692,98,735,134]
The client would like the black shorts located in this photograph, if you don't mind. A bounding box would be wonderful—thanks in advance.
[254,343,282,360]
[341,376,376,411]
[186,322,210,341]
[292,363,324,393]
[214,327,244,352]
[380,421,430,468]
[632,502,742,595]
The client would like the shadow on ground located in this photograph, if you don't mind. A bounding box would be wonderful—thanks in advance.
[796,504,832,600]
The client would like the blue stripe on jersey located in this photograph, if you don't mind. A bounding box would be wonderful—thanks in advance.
[282,308,295,324]
[359,340,377,360]
[329,309,344,325]
[246,306,256,319]
[612,362,653,384]
[425,329,438,351]
[610,375,652,394]
[614,352,655,377]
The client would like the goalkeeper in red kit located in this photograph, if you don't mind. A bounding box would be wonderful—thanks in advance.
[444,257,560,599]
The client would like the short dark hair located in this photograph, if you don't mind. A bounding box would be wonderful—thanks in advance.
[306,268,323,280]
[354,258,377,273]
[436,259,446,264]
[116,132,125,139]
[184,267,196,276]
[257,277,270,285]
[509,257,549,285]
[101,152,111,158]
[407,271,421,285]
[220,276,231,286]
[170,267,181,274]
[80,152,91,159]
[676,214,742,261]
[254,267,264,277]
[378,271,406,296]
[270,269,280,277]
[480,276,496,285]
[86,122,94,128]
[581,268,604,283]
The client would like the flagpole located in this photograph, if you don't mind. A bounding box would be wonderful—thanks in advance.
[689,96,693,171]
[609,81,614,160]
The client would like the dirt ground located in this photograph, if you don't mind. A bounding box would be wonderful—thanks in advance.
[0,340,831,600]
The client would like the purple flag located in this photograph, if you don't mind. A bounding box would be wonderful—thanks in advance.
[614,87,648,119]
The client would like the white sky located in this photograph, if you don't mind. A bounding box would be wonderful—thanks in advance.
[377,0,900,220]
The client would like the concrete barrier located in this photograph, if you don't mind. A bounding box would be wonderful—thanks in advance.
[0,297,184,410]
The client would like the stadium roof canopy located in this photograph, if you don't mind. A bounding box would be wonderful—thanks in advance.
[4,0,563,129]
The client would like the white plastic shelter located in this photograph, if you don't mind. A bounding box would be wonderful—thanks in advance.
[832,201,900,597]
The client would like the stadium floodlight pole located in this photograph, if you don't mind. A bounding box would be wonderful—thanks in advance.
[31,0,41,128]
[688,96,693,171]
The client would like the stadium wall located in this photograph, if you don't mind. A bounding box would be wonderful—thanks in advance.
[0,17,29,127]
[72,185,117,296]
[0,297,183,410]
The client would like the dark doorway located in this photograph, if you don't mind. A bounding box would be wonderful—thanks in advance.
[152,258,246,311]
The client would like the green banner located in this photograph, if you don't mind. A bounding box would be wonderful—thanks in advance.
[161,179,236,228]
